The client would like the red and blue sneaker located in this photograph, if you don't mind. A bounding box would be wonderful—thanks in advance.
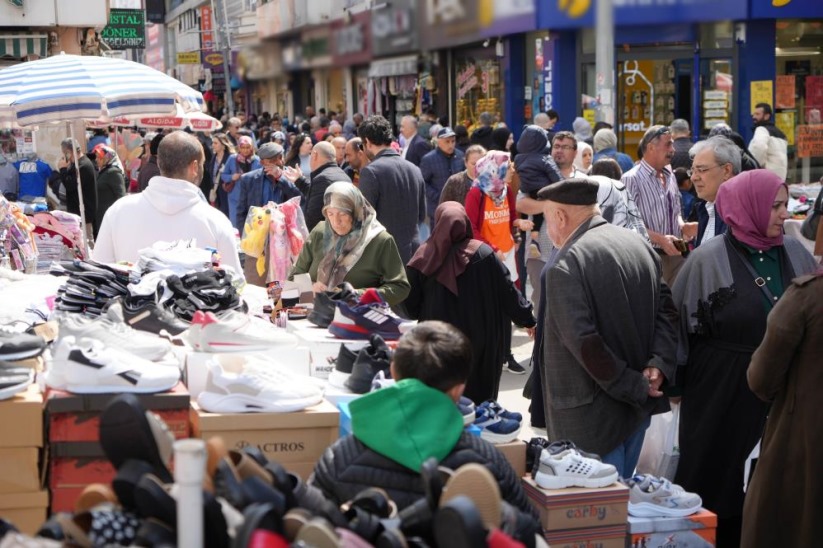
[328,289,412,340]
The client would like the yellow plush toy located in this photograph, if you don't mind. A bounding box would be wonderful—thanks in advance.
[240,205,271,274]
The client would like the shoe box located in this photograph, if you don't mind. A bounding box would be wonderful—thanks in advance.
[0,384,48,534]
[522,476,629,546]
[285,319,363,379]
[627,509,717,547]
[493,440,527,478]
[45,383,191,513]
[191,399,339,480]
[185,348,311,399]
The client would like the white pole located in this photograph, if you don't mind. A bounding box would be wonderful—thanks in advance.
[174,438,206,548]
[68,123,90,256]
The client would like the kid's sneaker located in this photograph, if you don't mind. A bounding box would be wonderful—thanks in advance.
[535,448,618,490]
[626,474,702,517]
[472,406,521,444]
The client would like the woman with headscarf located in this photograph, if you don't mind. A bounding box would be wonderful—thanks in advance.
[404,201,536,403]
[574,141,593,173]
[221,135,261,230]
[289,182,410,305]
[490,126,513,152]
[672,169,816,548]
[91,143,126,237]
[572,116,594,146]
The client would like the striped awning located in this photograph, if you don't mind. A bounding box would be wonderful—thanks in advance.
[0,34,48,60]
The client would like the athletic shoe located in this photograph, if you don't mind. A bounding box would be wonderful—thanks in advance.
[457,397,476,427]
[46,336,180,394]
[503,354,526,375]
[188,310,297,352]
[626,474,702,517]
[472,406,521,444]
[369,369,395,392]
[197,355,323,413]
[344,334,391,394]
[0,361,34,400]
[478,400,522,423]
[327,342,367,390]
[57,313,174,363]
[0,329,46,361]
[104,297,189,336]
[546,439,601,461]
[308,283,358,328]
[328,289,412,340]
[535,448,618,489]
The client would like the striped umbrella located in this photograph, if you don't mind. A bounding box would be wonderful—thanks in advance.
[0,53,204,127]
[87,104,222,132]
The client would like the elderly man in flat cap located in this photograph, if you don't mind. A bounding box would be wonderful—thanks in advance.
[535,178,678,479]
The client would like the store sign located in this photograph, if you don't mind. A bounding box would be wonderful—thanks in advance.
[144,23,164,73]
[797,125,823,159]
[371,0,418,56]
[100,8,145,50]
[538,0,747,29]
[535,37,554,114]
[421,0,536,50]
[202,50,226,94]
[332,10,371,67]
[145,0,165,24]
[200,5,214,51]
[751,0,819,19]
[750,81,773,113]
[457,63,478,100]
[177,51,200,64]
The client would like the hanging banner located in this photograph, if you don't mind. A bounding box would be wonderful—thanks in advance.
[750,80,773,113]
[775,75,795,109]
[100,9,146,50]
[200,5,214,51]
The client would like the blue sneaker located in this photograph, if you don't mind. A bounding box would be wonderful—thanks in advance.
[479,400,523,423]
[328,289,411,340]
[473,407,521,444]
[457,397,475,426]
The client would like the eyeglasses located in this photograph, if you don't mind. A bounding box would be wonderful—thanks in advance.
[553,145,576,151]
[687,164,725,178]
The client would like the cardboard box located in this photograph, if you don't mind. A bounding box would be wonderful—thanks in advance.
[285,321,363,379]
[0,490,48,535]
[324,383,360,408]
[522,476,629,532]
[495,440,527,478]
[0,384,44,447]
[627,509,717,547]
[185,349,311,399]
[0,448,41,493]
[190,399,339,479]
[545,524,627,548]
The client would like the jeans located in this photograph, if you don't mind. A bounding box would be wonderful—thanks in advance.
[601,416,651,479]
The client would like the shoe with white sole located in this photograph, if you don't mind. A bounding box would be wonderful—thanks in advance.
[56,313,173,363]
[196,355,323,413]
[0,361,34,400]
[188,311,297,352]
[472,406,521,444]
[47,336,180,394]
[0,328,46,362]
[328,289,413,341]
[626,474,702,517]
[535,448,618,490]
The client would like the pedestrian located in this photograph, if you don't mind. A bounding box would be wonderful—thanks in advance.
[301,141,351,231]
[91,144,126,238]
[470,112,495,150]
[209,133,234,218]
[439,144,485,205]
[137,133,164,192]
[421,127,464,226]
[344,137,369,186]
[572,117,593,146]
[749,103,788,180]
[222,135,261,230]
[574,141,593,173]
[592,128,634,175]
[58,137,97,240]
[669,118,692,170]
[687,136,741,247]
[399,115,432,168]
[490,126,512,152]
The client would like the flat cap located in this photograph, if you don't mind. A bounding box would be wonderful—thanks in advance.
[537,178,599,205]
[258,142,284,159]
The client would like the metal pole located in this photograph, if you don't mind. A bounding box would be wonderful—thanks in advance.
[215,0,235,117]
[68,123,90,255]
[595,0,615,126]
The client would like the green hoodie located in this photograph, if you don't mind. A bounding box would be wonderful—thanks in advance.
[350,378,465,472]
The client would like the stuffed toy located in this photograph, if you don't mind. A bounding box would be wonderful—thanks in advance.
[240,205,271,275]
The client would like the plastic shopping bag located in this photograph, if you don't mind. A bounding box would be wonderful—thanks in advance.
[637,402,680,480]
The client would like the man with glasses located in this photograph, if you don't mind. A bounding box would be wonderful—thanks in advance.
[551,131,588,180]
[622,125,696,286]
[688,136,741,248]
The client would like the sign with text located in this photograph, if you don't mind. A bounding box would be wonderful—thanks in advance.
[177,51,200,64]
[797,125,823,159]
[200,5,214,51]
[100,8,145,50]
[538,0,746,29]
[750,80,773,113]
[775,111,795,147]
[775,75,795,109]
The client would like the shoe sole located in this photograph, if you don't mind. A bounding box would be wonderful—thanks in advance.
[64,378,179,394]
[0,373,33,400]
[534,470,618,490]
[434,496,489,548]
[628,501,702,518]
[477,424,521,444]
[0,346,45,362]
[328,322,400,341]
[504,366,527,375]
[197,391,323,413]
[327,369,352,390]
[440,463,501,531]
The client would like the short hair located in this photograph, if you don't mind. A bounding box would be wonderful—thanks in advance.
[479,112,494,126]
[392,321,472,392]
[157,131,203,179]
[149,133,165,156]
[673,167,691,187]
[755,103,773,116]
[228,117,241,128]
[689,135,742,175]
[533,112,549,126]
[670,119,690,134]
[546,109,559,121]
[319,117,330,128]
[593,121,613,133]
[313,141,336,162]
[401,115,418,128]
[639,125,670,153]
[60,138,81,152]
[552,130,577,148]
[347,137,364,152]
[590,158,623,180]
[357,115,394,146]
[465,144,486,159]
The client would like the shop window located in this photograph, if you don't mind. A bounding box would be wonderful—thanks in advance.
[455,57,504,131]
[700,59,734,134]
[700,22,734,50]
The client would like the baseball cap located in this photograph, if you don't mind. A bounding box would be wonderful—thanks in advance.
[437,127,456,139]
[272,131,285,141]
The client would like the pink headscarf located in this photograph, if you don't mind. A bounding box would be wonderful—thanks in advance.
[715,169,787,251]
[473,150,510,206]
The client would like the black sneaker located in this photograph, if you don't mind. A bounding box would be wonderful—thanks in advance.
[344,334,391,394]
[0,361,34,400]
[105,297,189,336]
[308,282,358,328]
[0,329,46,361]
[503,354,527,375]
[327,342,368,389]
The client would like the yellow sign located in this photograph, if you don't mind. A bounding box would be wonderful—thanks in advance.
[775,111,795,146]
[177,52,201,64]
[583,109,595,126]
[559,0,591,19]
[750,81,774,113]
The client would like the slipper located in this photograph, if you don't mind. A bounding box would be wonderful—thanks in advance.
[75,483,117,513]
[112,459,156,511]
[344,487,398,519]
[133,518,176,548]
[283,508,312,542]
[439,463,501,532]
[434,496,487,548]
[295,517,340,548]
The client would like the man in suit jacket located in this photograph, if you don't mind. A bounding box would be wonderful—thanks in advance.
[399,115,432,168]
[301,141,351,231]
[536,179,677,478]
[358,115,427,264]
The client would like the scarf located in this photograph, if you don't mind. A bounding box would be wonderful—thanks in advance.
[473,150,510,207]
[92,144,124,173]
[316,182,385,288]
[408,202,483,296]
[715,169,787,251]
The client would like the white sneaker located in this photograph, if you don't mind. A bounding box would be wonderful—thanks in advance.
[57,313,173,362]
[535,448,619,489]
[188,311,297,352]
[626,474,702,517]
[47,336,180,394]
[197,355,323,413]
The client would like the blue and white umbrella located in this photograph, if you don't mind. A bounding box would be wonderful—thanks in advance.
[0,53,204,127]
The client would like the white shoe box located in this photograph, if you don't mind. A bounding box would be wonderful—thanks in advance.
[285,319,365,380]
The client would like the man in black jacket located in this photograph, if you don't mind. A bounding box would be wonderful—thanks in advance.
[358,115,426,263]
[399,115,432,168]
[303,141,351,231]
[58,137,97,238]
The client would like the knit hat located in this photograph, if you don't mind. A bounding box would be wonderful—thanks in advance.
[593,128,618,152]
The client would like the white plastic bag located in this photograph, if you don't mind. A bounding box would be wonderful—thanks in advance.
[637,402,680,480]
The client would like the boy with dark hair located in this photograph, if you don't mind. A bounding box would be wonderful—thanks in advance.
[310,321,537,522]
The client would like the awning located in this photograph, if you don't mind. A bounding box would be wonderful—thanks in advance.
[0,34,48,59]
[368,55,418,78]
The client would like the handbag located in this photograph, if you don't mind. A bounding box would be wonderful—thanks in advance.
[637,403,680,480]
[724,235,778,308]
[800,191,822,240]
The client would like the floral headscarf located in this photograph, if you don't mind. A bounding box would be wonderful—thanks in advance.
[92,144,123,173]
[473,150,510,206]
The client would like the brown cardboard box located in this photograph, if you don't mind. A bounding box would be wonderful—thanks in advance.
[0,448,40,493]
[495,440,527,478]
[627,508,717,547]
[0,490,48,535]
[190,400,339,479]
[0,384,43,448]
[545,525,627,548]
[522,476,629,532]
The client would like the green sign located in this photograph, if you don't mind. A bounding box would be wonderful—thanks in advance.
[101,9,146,50]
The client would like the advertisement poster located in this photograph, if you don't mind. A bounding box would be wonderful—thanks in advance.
[797,125,823,158]
[531,37,554,118]
[750,80,773,112]
[775,111,796,146]
[775,75,795,109]
[805,75,823,124]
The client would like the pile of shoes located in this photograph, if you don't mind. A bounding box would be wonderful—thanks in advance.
[162,270,247,322]
[50,260,131,316]
[624,474,702,517]
[326,335,392,394]
[526,437,619,490]
[471,400,522,444]
[0,325,44,400]
[310,283,412,341]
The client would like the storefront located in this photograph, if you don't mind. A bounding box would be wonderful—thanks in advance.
[331,10,372,119]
